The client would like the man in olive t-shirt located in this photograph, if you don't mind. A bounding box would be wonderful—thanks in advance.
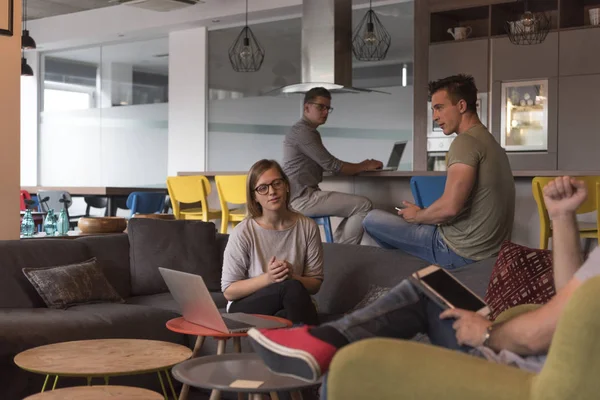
[363,75,515,268]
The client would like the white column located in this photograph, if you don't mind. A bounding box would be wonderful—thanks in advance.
[168,26,207,175]
[0,1,22,239]
[20,53,38,186]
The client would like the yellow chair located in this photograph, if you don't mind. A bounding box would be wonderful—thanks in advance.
[532,176,599,249]
[215,175,247,234]
[166,176,221,223]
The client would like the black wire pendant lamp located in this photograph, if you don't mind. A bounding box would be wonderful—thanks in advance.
[21,55,34,76]
[21,0,36,49]
[228,0,265,72]
[505,0,550,45]
[352,0,391,61]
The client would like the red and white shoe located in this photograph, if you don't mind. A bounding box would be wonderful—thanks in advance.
[248,326,337,382]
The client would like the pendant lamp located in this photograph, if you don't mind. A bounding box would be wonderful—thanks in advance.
[228,0,265,72]
[21,0,36,49]
[352,0,391,61]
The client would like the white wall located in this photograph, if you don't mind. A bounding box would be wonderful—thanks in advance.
[207,86,414,171]
[168,27,208,175]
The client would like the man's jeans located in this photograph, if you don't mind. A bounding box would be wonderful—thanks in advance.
[320,279,472,398]
[363,209,475,269]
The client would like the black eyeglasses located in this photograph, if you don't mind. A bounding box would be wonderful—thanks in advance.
[309,102,334,114]
[254,178,285,195]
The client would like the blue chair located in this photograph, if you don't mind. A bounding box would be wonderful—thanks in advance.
[310,216,334,243]
[126,192,166,218]
[410,176,447,208]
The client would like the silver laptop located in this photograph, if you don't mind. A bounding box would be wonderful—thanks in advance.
[159,267,287,333]
[380,141,407,171]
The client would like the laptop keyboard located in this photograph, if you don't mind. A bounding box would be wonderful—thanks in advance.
[223,316,254,331]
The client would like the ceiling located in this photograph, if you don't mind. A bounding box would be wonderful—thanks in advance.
[46,1,414,76]
[25,0,115,20]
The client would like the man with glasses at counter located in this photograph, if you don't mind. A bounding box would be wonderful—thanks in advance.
[282,87,383,245]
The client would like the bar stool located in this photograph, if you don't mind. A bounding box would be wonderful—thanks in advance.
[310,216,334,243]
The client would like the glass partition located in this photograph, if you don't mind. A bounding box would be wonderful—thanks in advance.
[207,1,415,171]
[39,38,169,187]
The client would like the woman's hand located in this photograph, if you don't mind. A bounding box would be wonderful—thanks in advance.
[266,256,290,284]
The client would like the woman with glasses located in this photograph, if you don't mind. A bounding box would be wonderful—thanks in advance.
[221,159,323,325]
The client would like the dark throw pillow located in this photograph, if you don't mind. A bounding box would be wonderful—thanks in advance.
[128,218,221,296]
[22,258,124,309]
[484,241,555,320]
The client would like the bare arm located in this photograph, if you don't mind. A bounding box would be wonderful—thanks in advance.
[486,277,581,355]
[292,275,322,295]
[223,274,271,301]
[401,163,476,225]
[339,159,383,176]
[542,177,588,290]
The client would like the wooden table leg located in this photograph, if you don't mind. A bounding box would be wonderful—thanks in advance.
[290,391,303,400]
[269,392,280,400]
[208,338,228,400]
[191,335,206,357]
[179,336,206,400]
[233,337,242,353]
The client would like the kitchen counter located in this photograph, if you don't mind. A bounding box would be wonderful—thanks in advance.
[178,170,600,178]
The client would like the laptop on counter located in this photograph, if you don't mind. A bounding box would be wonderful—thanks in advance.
[159,267,287,333]
[379,141,407,171]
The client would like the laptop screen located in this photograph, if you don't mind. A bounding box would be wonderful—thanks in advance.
[387,142,406,168]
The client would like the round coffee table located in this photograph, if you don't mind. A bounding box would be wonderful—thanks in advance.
[173,354,320,400]
[166,315,292,400]
[23,385,163,399]
[14,339,192,399]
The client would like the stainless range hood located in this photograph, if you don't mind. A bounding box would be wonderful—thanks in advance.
[269,0,386,95]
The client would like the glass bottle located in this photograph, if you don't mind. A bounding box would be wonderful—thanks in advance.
[56,208,69,236]
[43,209,57,236]
[21,209,35,237]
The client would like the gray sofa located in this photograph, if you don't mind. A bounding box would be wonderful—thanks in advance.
[0,230,495,400]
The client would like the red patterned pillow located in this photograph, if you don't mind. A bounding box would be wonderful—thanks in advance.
[485,241,555,320]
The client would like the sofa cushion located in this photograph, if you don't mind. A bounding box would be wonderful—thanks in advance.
[128,219,222,296]
[76,234,131,298]
[22,258,124,309]
[348,284,391,313]
[0,304,184,358]
[314,243,430,315]
[484,241,555,320]
[0,239,90,308]
[126,291,227,314]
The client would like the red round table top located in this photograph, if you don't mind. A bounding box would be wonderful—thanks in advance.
[166,315,292,338]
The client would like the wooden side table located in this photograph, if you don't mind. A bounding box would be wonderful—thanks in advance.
[166,315,292,400]
[14,339,192,399]
[23,385,163,399]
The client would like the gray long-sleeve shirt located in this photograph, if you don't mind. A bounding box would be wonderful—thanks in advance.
[282,119,343,202]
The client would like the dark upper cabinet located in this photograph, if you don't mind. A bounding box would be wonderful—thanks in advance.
[559,28,600,76]
[429,39,490,91]
[491,32,559,81]
[558,74,600,171]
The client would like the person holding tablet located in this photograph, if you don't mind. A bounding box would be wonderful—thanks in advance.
[221,159,323,325]
[248,177,597,391]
